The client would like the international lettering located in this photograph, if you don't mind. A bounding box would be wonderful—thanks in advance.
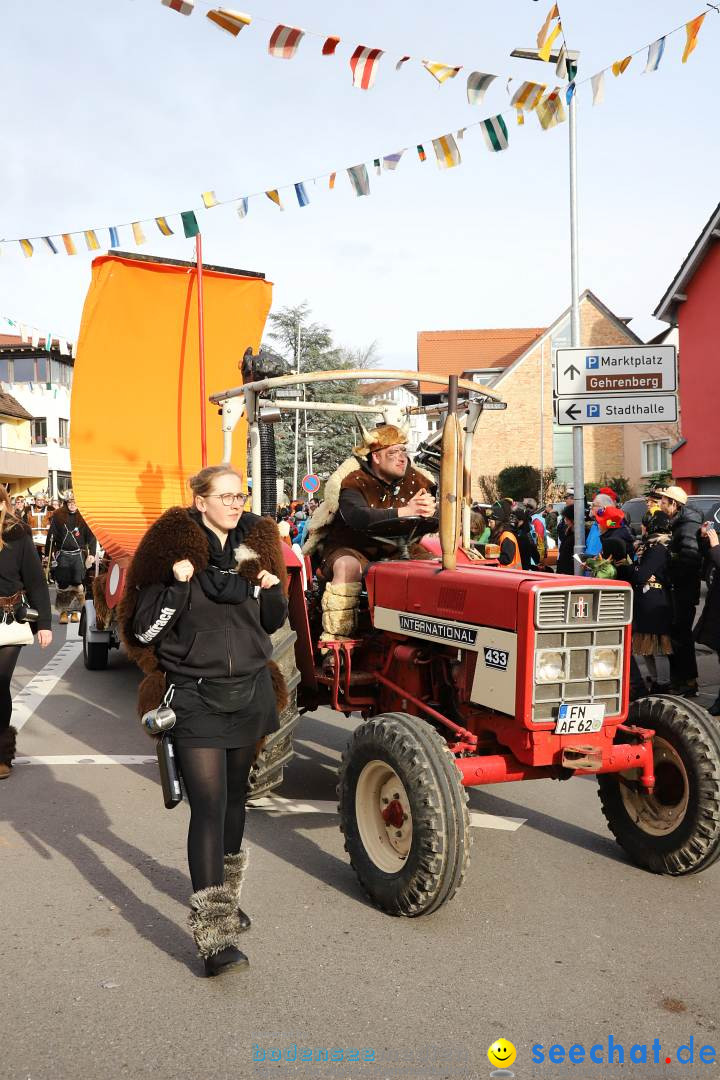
[399,614,477,645]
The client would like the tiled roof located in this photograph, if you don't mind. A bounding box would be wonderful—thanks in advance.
[417,327,546,390]
[360,379,418,398]
[0,389,33,421]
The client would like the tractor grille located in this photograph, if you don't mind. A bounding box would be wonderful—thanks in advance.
[536,587,632,628]
[532,628,625,722]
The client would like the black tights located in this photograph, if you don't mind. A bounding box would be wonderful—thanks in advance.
[175,744,256,892]
[0,646,21,731]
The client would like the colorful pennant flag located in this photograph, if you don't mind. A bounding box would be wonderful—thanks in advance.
[432,134,461,170]
[644,37,666,73]
[294,182,309,207]
[516,108,525,126]
[347,164,370,197]
[566,82,576,105]
[612,56,632,77]
[555,45,577,82]
[329,172,337,189]
[268,25,305,60]
[266,189,283,209]
[481,115,509,153]
[422,60,462,84]
[108,227,120,248]
[31,329,40,347]
[44,333,52,353]
[538,21,562,63]
[456,128,466,140]
[206,9,251,36]
[350,46,384,90]
[62,234,77,255]
[682,14,706,63]
[416,144,427,162]
[161,0,195,14]
[59,338,69,356]
[466,72,496,106]
[84,230,100,251]
[202,191,219,208]
[236,198,249,218]
[396,55,411,71]
[19,240,34,258]
[132,222,146,245]
[537,4,559,50]
[20,325,30,343]
[181,210,200,237]
[155,217,174,236]
[510,81,546,110]
[591,71,605,106]
[383,152,404,170]
[322,36,340,55]
[43,237,58,254]
[373,158,381,175]
[536,88,566,131]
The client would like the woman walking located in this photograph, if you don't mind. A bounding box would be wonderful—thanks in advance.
[119,465,288,977]
[0,488,52,779]
[45,494,96,623]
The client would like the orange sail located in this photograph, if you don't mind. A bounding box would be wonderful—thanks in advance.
[70,252,272,563]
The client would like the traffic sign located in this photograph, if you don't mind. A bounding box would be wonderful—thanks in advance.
[302,473,320,494]
[555,345,677,397]
[556,394,678,426]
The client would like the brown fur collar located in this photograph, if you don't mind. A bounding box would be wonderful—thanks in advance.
[118,507,288,715]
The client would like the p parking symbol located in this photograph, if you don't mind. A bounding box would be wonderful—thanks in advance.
[586,355,599,369]
[587,404,600,418]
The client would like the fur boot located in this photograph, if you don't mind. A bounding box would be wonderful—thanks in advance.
[0,724,17,779]
[224,849,251,931]
[188,883,249,976]
[321,582,361,639]
[55,588,75,614]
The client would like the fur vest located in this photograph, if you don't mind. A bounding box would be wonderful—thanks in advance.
[303,456,434,560]
[118,507,289,718]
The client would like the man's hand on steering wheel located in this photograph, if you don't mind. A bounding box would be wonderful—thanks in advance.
[398,490,436,519]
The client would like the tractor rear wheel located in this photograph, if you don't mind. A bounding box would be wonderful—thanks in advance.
[338,712,471,916]
[598,695,720,875]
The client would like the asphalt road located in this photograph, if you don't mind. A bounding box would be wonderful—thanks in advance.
[2,619,720,1080]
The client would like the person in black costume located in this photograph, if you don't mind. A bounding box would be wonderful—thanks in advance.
[631,510,672,697]
[694,522,720,715]
[0,487,52,779]
[661,485,703,696]
[120,464,288,977]
[45,494,96,623]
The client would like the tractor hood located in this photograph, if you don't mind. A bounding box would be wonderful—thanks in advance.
[366,560,541,633]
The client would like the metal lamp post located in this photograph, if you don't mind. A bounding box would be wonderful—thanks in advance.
[511,45,585,572]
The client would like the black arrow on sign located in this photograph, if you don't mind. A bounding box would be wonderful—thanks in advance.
[564,364,580,381]
[565,403,581,421]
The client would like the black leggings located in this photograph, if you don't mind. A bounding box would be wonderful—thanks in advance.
[174,744,256,892]
[0,645,22,731]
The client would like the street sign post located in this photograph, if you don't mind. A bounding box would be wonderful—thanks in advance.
[556,394,678,427]
[555,346,677,398]
[302,473,320,495]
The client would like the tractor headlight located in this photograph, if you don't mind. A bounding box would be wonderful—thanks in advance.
[535,649,566,683]
[590,646,622,680]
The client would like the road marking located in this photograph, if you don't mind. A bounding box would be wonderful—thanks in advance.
[12,640,83,732]
[15,754,156,765]
[66,620,80,641]
[468,810,526,831]
[248,794,527,830]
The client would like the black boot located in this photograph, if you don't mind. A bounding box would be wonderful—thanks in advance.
[0,725,17,780]
[224,849,251,931]
[188,884,249,977]
[708,695,720,717]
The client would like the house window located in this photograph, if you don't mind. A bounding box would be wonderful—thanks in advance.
[642,440,671,475]
[58,418,70,447]
[31,418,47,446]
[13,356,34,382]
[0,359,10,382]
[56,471,72,496]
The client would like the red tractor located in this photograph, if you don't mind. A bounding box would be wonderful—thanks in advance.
[209,369,720,917]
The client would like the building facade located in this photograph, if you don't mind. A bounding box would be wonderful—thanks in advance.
[0,336,73,496]
[418,291,680,499]
[655,202,720,494]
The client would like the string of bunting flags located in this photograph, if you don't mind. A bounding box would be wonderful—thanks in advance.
[0,315,75,356]
[3,4,715,255]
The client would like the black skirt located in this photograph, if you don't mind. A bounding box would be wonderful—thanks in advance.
[167,666,278,749]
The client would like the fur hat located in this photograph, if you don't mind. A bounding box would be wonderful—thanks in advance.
[353,422,409,458]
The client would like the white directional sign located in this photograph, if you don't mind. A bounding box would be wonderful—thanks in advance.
[555,345,677,397]
[556,394,678,427]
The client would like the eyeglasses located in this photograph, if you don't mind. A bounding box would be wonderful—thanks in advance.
[206,493,248,507]
[381,449,408,460]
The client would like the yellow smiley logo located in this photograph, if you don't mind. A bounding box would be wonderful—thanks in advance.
[488,1039,517,1069]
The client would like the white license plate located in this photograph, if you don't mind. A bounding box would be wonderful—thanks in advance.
[555,703,605,735]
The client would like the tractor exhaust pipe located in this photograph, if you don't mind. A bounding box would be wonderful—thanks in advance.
[439,376,463,571]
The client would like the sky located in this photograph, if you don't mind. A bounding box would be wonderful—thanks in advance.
[2,0,718,366]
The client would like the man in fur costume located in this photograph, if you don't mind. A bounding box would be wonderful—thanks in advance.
[302,423,436,643]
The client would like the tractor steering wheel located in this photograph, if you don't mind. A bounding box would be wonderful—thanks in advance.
[367,515,439,559]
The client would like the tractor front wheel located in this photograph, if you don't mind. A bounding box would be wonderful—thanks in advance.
[338,712,470,916]
[598,695,720,875]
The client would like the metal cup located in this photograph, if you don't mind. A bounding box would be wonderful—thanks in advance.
[141,705,177,736]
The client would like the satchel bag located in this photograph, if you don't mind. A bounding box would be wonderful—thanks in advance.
[0,613,32,647]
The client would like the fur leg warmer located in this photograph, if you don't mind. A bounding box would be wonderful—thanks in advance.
[0,725,17,767]
[321,582,361,639]
[188,883,243,959]
[55,588,74,614]
[223,849,249,899]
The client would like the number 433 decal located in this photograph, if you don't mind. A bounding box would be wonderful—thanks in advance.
[484,647,509,670]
